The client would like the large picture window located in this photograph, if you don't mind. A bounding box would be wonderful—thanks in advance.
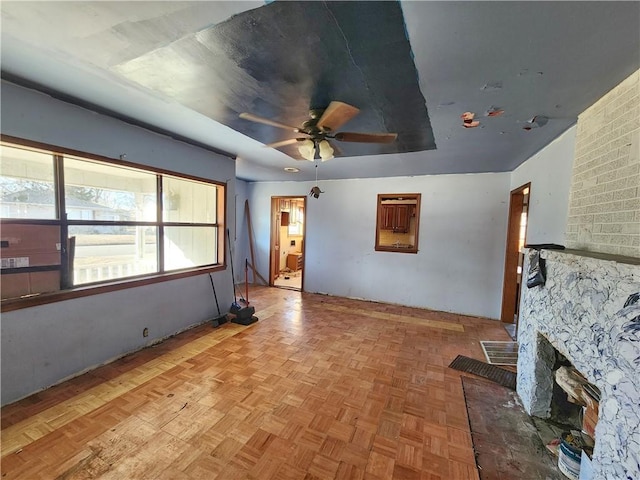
[1,139,225,307]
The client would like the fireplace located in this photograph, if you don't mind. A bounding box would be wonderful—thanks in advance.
[516,249,640,480]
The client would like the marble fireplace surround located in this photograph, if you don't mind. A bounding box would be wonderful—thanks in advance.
[517,249,640,480]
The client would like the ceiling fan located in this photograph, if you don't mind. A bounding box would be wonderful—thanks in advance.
[239,101,397,161]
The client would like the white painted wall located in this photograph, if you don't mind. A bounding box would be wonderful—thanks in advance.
[1,81,237,405]
[248,173,511,319]
[510,126,576,245]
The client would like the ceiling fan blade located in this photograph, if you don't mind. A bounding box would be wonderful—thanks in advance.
[239,112,300,132]
[334,132,398,143]
[263,138,307,148]
[317,101,360,131]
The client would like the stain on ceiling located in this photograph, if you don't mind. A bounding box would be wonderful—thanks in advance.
[1,1,639,182]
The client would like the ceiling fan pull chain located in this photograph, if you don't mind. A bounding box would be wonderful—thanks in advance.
[309,163,324,198]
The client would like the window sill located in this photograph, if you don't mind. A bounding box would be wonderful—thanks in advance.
[375,245,418,254]
[1,264,226,313]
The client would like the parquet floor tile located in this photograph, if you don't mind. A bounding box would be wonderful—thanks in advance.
[1,286,513,479]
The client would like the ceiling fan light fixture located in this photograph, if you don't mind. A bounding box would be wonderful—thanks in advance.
[318,140,334,161]
[298,139,315,161]
[239,101,398,163]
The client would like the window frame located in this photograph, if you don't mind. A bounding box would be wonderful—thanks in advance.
[1,135,226,312]
[374,193,421,254]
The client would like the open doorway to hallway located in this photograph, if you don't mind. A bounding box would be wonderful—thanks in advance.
[500,183,530,339]
[270,196,306,291]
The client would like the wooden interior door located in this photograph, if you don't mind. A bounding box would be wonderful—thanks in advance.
[500,183,530,325]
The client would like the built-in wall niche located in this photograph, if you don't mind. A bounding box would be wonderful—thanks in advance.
[375,193,421,253]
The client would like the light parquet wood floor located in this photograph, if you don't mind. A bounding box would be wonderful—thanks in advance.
[1,287,513,480]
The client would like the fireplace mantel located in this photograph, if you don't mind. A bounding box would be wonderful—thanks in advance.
[550,248,640,266]
[517,248,640,480]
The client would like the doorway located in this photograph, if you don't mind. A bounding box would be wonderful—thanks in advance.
[500,183,530,336]
[270,196,306,291]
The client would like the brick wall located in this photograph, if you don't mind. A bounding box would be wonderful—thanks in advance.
[566,69,640,257]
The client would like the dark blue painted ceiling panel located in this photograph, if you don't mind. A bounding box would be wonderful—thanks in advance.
[118,1,435,160]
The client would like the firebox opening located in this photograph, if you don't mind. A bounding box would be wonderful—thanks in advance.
[549,351,584,428]
[530,337,599,479]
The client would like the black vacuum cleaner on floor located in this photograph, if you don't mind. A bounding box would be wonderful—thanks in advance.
[227,228,258,326]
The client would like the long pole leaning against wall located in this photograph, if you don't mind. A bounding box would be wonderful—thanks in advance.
[54,154,73,289]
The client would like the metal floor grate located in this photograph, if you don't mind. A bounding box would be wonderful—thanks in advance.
[480,340,518,366]
[448,355,517,390]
